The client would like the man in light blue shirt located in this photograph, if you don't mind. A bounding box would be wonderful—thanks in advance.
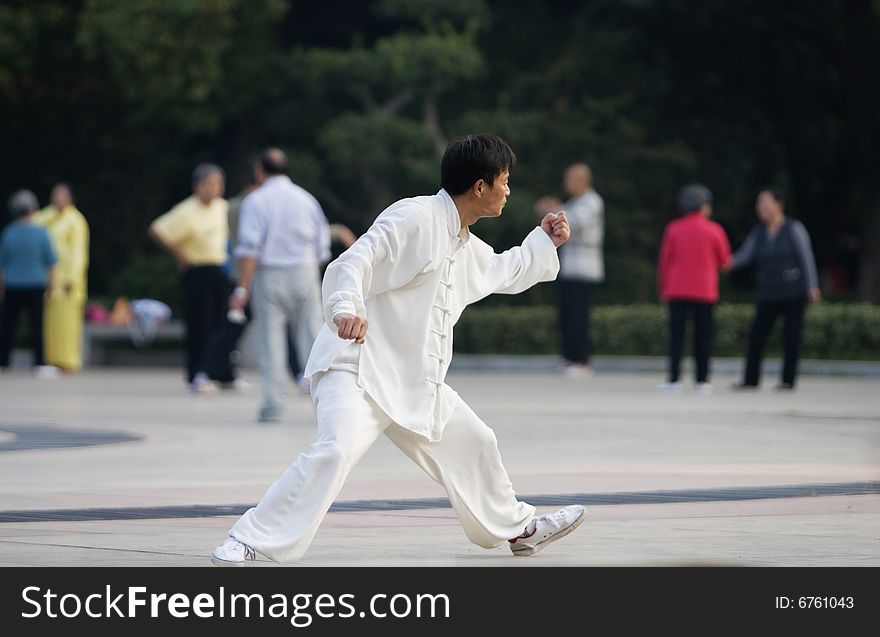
[0,190,57,371]
[230,148,331,422]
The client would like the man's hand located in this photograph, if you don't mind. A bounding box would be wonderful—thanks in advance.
[809,287,822,304]
[228,287,248,311]
[541,211,570,248]
[334,313,368,344]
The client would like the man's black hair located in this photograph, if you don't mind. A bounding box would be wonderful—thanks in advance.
[440,134,516,196]
[758,186,784,205]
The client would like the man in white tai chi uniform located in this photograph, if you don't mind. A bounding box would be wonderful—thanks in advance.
[211,134,586,565]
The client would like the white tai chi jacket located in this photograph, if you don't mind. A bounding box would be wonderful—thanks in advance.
[304,189,559,441]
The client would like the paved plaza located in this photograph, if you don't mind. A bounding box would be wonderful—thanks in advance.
[0,366,878,566]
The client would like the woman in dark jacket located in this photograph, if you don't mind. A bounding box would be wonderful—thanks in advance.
[729,188,821,390]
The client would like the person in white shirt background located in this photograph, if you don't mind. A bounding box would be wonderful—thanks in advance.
[212,134,586,566]
[229,148,332,423]
[536,163,605,378]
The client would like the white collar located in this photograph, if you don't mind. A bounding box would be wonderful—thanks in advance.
[437,189,470,244]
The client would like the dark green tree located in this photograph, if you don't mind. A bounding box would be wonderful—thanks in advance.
[279,0,486,228]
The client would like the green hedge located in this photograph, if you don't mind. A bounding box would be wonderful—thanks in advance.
[453,303,880,360]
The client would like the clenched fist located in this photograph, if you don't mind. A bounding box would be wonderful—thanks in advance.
[334,313,368,344]
[541,211,571,248]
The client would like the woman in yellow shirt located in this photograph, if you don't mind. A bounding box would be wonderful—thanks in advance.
[35,183,90,373]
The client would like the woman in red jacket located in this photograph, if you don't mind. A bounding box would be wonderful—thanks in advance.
[657,184,731,394]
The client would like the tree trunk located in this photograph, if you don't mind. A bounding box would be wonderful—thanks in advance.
[423,92,447,156]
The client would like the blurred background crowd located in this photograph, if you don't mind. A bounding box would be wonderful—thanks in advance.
[2,0,879,385]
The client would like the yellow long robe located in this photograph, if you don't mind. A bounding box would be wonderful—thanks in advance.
[35,205,90,370]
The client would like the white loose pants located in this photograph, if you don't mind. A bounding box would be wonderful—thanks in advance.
[229,369,535,564]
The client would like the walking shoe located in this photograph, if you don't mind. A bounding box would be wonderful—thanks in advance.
[211,536,256,567]
[509,505,586,556]
[34,365,60,379]
[563,363,592,379]
[774,382,795,392]
[656,381,682,395]
[257,403,282,423]
[696,382,714,396]
[190,373,217,394]
[730,382,759,391]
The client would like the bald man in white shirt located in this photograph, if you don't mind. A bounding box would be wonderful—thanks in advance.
[230,148,331,422]
[212,135,586,566]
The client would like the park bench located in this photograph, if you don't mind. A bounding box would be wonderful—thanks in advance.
[82,320,185,366]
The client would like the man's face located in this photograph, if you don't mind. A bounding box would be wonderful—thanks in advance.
[478,170,510,218]
[563,165,590,198]
[755,192,781,224]
[51,185,72,210]
[195,172,225,204]
[563,169,583,198]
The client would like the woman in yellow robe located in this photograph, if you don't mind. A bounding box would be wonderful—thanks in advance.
[35,183,90,372]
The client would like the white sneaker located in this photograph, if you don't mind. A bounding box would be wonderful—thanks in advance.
[563,363,592,379]
[34,365,60,379]
[509,505,586,556]
[656,381,683,395]
[190,373,217,394]
[696,382,714,396]
[210,536,256,567]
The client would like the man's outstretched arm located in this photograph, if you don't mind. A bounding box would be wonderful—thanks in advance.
[465,212,569,304]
